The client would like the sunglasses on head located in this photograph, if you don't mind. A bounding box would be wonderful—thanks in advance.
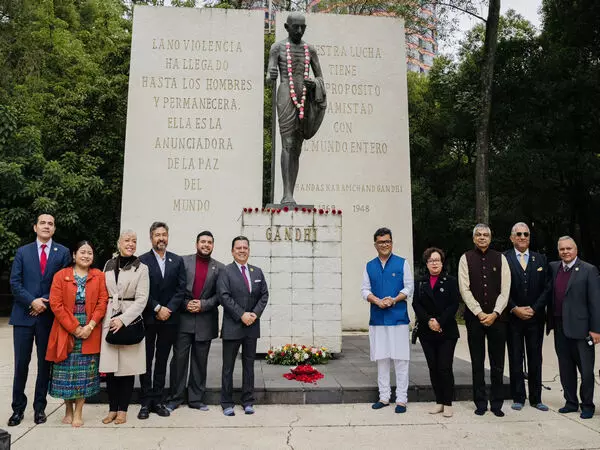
[514,232,530,237]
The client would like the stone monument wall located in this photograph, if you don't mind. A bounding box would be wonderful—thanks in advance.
[121,6,264,260]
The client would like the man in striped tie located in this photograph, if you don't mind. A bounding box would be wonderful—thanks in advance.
[504,222,550,412]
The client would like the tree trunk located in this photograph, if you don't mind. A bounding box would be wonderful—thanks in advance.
[475,0,500,224]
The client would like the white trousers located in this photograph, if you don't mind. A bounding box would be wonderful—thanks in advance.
[377,358,409,404]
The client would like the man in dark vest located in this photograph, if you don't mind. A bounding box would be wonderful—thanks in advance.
[504,222,550,412]
[458,223,511,416]
[546,236,600,419]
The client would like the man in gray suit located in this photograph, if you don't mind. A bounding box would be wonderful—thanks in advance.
[546,236,600,419]
[166,231,224,412]
[218,236,268,416]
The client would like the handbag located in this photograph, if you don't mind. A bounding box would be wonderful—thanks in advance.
[105,312,145,345]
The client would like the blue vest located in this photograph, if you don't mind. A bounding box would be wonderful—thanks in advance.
[367,254,408,326]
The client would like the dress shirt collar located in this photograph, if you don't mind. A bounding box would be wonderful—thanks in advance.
[37,238,53,250]
[152,249,166,262]
[235,261,248,272]
[514,248,529,258]
[563,257,577,271]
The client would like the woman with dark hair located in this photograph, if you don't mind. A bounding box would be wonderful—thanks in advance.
[99,229,149,425]
[412,247,460,417]
[46,241,109,427]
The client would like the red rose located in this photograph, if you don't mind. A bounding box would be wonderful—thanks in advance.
[276,209,281,214]
[302,207,307,212]
[283,206,289,212]
[294,207,299,212]
[318,209,324,214]
[243,208,248,212]
[255,207,259,212]
[337,209,342,215]
[332,210,337,215]
[312,208,317,213]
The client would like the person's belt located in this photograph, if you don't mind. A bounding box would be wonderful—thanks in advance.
[120,297,135,301]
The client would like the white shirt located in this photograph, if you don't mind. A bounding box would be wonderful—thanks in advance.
[235,261,252,293]
[152,249,166,277]
[37,238,52,261]
[563,257,578,271]
[361,258,414,301]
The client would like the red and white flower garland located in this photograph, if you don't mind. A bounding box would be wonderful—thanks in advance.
[286,41,310,120]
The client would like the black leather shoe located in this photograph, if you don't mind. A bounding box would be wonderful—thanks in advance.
[137,406,150,420]
[34,411,47,424]
[8,411,24,426]
[153,404,171,417]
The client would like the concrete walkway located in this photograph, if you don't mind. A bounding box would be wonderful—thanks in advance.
[1,318,599,449]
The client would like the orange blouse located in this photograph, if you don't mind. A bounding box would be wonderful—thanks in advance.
[46,267,109,363]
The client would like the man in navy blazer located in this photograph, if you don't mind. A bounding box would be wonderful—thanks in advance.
[504,222,550,412]
[138,222,186,419]
[546,236,600,419]
[8,214,71,426]
[218,236,268,416]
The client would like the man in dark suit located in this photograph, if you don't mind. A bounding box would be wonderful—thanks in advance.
[218,236,268,416]
[138,221,186,419]
[546,236,600,419]
[8,214,71,426]
[166,231,224,412]
[504,222,550,412]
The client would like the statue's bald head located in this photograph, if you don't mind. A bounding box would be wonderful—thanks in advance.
[286,12,306,26]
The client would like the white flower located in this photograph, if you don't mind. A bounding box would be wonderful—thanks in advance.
[294,353,300,360]
[303,353,309,360]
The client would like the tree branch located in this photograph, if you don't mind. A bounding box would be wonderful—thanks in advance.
[432,2,487,23]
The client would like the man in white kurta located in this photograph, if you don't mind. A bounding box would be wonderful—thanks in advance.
[361,227,414,413]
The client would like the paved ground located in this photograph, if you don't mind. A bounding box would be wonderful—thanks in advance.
[1,318,599,449]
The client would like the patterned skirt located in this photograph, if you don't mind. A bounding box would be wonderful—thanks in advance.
[49,312,100,400]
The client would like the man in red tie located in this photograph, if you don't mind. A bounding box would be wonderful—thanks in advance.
[8,214,71,426]
[218,236,269,416]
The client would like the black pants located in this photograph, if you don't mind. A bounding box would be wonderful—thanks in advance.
[168,332,212,407]
[466,319,507,411]
[554,320,595,412]
[221,338,257,409]
[106,374,135,412]
[507,318,544,405]
[420,338,457,406]
[139,323,178,407]
[12,323,51,414]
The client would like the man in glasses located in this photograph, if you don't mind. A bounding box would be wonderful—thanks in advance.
[504,222,549,412]
[459,224,511,417]
[361,227,414,414]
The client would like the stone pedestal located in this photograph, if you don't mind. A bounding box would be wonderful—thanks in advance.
[242,208,342,353]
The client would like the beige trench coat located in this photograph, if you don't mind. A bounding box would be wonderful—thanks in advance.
[99,257,149,376]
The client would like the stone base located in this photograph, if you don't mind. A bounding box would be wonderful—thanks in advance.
[242,209,343,353]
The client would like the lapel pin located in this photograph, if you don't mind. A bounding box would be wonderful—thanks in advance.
[168,258,172,262]
[575,267,579,271]
[493,267,497,271]
[53,247,57,251]
[440,288,445,292]
[532,256,536,262]
[250,267,254,272]
[392,273,396,277]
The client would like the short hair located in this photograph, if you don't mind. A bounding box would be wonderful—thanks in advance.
[557,235,577,248]
[373,227,392,242]
[422,247,445,264]
[472,223,491,237]
[286,12,305,25]
[231,235,249,249]
[149,221,168,236]
[511,222,530,234]
[73,240,94,255]
[117,229,136,248]
[196,231,214,242]
[35,213,55,225]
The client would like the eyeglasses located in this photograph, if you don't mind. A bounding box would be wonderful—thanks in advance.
[427,259,442,264]
[513,232,530,237]
[375,240,392,246]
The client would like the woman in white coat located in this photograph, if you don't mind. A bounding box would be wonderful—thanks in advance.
[99,230,149,425]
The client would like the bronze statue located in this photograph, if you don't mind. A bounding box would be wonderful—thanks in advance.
[267,13,327,205]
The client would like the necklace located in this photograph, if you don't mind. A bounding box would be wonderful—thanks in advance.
[286,41,310,120]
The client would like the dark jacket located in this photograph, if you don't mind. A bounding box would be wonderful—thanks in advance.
[9,241,71,327]
[545,258,600,338]
[138,250,186,325]
[218,262,268,340]
[504,249,549,323]
[413,274,460,341]
[179,254,224,341]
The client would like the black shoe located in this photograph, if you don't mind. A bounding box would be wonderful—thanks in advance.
[474,408,487,416]
[153,404,171,417]
[165,402,178,413]
[558,405,578,414]
[34,411,47,424]
[137,406,150,420]
[491,409,505,417]
[8,411,24,426]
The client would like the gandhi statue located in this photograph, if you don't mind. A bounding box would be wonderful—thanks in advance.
[267,13,327,205]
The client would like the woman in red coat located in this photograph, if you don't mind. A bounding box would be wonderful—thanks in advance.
[46,241,108,427]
